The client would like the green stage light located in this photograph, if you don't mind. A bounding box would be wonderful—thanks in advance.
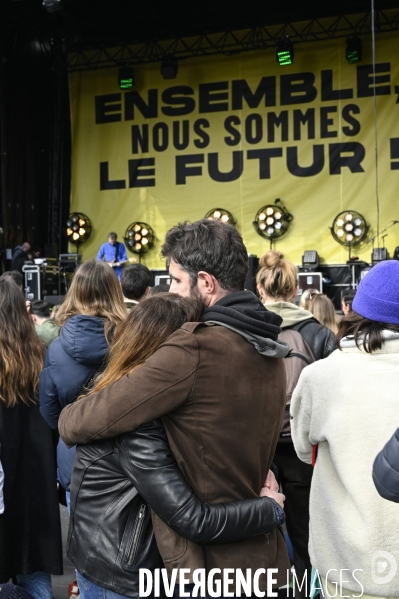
[346,37,362,64]
[276,38,294,66]
[118,66,134,90]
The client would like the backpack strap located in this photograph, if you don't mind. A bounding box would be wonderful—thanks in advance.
[287,350,313,365]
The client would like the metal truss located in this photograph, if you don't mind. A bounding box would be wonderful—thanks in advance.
[67,9,399,72]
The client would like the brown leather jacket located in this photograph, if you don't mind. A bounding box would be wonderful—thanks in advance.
[59,319,290,590]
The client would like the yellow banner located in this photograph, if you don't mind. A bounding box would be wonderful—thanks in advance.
[69,33,399,268]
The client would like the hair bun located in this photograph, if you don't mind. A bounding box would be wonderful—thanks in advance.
[259,250,284,269]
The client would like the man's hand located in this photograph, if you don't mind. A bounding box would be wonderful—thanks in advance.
[260,487,285,510]
[264,469,279,492]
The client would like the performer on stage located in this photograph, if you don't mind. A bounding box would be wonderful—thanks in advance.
[96,232,127,280]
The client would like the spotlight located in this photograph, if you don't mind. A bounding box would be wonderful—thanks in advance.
[346,37,362,64]
[302,251,319,271]
[276,37,294,66]
[204,208,236,226]
[65,213,92,247]
[330,211,369,258]
[118,66,134,90]
[124,222,155,256]
[372,248,389,263]
[42,0,63,13]
[161,53,178,80]
[253,199,292,245]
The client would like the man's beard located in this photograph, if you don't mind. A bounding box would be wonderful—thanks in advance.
[188,283,210,308]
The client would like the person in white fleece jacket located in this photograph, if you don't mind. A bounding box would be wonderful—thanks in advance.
[291,260,399,599]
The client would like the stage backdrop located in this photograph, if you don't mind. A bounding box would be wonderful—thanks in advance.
[69,32,399,268]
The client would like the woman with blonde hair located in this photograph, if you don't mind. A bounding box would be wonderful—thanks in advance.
[308,293,338,334]
[299,288,321,310]
[256,249,336,597]
[0,279,62,599]
[39,260,126,509]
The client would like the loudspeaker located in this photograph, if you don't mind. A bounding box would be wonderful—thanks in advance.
[319,265,352,311]
[245,256,259,294]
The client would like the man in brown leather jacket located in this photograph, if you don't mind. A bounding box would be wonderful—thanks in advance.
[59,219,290,596]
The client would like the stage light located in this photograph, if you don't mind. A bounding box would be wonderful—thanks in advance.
[161,53,178,79]
[330,210,369,258]
[276,37,294,66]
[346,37,362,64]
[42,0,62,13]
[65,213,92,247]
[253,199,293,246]
[302,250,319,271]
[124,222,155,257]
[204,208,236,226]
[118,66,134,90]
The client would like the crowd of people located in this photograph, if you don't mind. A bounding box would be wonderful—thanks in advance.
[0,220,398,599]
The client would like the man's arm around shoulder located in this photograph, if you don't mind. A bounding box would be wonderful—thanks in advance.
[58,327,200,447]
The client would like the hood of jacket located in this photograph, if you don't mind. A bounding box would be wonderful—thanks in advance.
[200,291,289,358]
[263,301,314,328]
[59,315,109,366]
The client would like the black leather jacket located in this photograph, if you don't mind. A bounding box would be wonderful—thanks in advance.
[289,317,337,360]
[68,420,281,598]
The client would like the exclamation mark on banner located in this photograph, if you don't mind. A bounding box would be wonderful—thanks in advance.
[390,138,399,170]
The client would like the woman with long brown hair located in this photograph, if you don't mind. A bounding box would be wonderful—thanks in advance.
[307,293,338,334]
[63,293,286,599]
[0,279,62,599]
[39,260,126,509]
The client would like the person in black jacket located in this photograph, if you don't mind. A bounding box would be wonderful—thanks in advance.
[39,261,127,509]
[0,279,62,599]
[373,427,399,502]
[10,242,32,273]
[257,250,337,598]
[68,293,286,599]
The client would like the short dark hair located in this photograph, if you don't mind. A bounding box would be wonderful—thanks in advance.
[337,311,399,353]
[161,220,248,292]
[342,289,356,308]
[108,232,117,241]
[147,284,170,296]
[121,264,152,300]
[0,271,23,289]
[30,300,51,319]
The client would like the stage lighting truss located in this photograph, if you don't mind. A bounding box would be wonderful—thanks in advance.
[124,222,155,255]
[66,213,92,244]
[330,210,369,247]
[276,37,294,66]
[346,37,362,64]
[253,201,293,242]
[204,208,236,226]
[161,53,178,79]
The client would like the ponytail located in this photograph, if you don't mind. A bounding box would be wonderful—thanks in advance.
[256,250,298,301]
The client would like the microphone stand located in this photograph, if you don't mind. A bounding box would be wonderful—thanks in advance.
[365,220,399,253]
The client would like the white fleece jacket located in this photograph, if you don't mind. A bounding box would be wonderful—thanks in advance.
[291,334,399,597]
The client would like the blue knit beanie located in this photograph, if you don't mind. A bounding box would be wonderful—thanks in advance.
[353,260,399,324]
